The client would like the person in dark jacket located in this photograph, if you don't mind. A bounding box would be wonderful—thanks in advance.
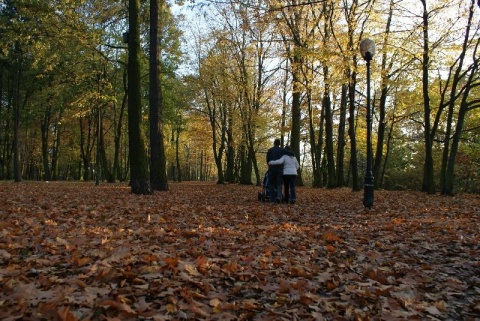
[266,138,285,203]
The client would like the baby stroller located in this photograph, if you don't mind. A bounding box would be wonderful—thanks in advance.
[258,171,270,202]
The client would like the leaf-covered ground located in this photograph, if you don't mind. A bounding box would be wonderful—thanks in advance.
[0,181,479,321]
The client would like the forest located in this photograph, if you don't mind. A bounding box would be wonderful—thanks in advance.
[0,0,479,195]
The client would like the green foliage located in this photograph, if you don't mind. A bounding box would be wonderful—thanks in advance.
[0,0,479,195]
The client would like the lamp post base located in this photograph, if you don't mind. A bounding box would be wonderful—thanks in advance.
[363,184,374,208]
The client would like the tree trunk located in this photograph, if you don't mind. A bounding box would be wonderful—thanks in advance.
[281,62,288,148]
[316,102,325,188]
[79,116,94,181]
[336,84,347,187]
[98,107,114,182]
[13,120,21,182]
[374,85,387,189]
[443,58,478,194]
[112,70,127,182]
[382,117,395,187]
[307,90,321,188]
[128,0,152,195]
[204,89,226,184]
[323,83,336,188]
[245,123,260,186]
[444,103,465,195]
[13,58,21,183]
[374,0,394,189]
[149,0,168,191]
[225,110,235,183]
[348,78,360,191]
[174,125,182,182]
[420,0,435,194]
[290,54,303,186]
[41,107,52,181]
[0,65,7,179]
[239,143,252,185]
[51,119,61,180]
[442,0,478,195]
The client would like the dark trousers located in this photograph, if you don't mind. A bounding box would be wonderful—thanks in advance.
[268,165,283,202]
[283,175,297,202]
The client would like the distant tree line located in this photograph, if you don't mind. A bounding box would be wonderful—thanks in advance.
[0,0,479,195]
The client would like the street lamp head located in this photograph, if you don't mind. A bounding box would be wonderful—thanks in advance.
[359,38,376,61]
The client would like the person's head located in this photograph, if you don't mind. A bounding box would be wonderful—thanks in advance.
[285,145,292,151]
[274,138,281,146]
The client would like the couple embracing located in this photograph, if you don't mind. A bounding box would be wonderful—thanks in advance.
[266,139,300,204]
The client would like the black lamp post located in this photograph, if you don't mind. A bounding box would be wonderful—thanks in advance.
[359,38,376,208]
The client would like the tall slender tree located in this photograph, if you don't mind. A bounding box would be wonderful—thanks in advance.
[420,0,435,194]
[440,0,479,195]
[373,0,395,189]
[128,0,152,194]
[331,0,375,191]
[320,1,336,188]
[149,0,169,191]
[12,49,21,182]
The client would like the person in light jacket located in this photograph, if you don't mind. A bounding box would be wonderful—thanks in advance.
[268,145,299,204]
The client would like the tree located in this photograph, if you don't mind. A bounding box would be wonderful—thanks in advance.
[373,0,402,189]
[194,37,231,184]
[439,0,480,195]
[420,0,435,194]
[329,0,375,191]
[128,0,152,194]
[149,0,169,191]
[1,0,37,182]
[274,0,317,187]
[215,0,277,186]
[1,0,479,195]
[319,1,336,188]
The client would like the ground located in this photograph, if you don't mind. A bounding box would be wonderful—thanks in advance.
[0,181,479,320]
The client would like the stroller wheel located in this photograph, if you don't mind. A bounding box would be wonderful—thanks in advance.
[258,192,262,201]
